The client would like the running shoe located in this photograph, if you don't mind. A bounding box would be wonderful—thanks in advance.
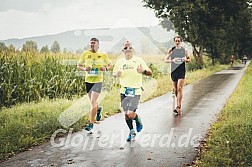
[173,106,181,115]
[85,123,94,134]
[126,129,136,142]
[136,116,143,132]
[96,106,103,121]
[172,90,175,97]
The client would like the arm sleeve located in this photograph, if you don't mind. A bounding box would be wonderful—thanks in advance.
[113,60,120,73]
[103,53,112,65]
[77,53,85,65]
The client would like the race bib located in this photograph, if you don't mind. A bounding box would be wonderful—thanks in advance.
[88,68,98,76]
[174,57,183,64]
[125,87,136,97]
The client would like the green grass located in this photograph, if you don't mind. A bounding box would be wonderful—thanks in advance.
[0,62,228,161]
[0,99,82,159]
[196,63,252,167]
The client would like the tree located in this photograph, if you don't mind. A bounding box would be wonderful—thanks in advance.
[40,45,50,54]
[51,41,60,53]
[230,1,252,59]
[63,48,68,53]
[8,44,16,53]
[160,18,174,31]
[142,0,210,67]
[204,0,252,63]
[0,42,8,53]
[142,0,252,66]
[22,40,38,53]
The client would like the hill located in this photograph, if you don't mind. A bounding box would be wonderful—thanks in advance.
[1,25,176,54]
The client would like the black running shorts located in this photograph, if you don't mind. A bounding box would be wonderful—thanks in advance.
[171,72,185,82]
[85,82,102,94]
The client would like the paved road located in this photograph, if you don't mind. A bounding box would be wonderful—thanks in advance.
[0,63,248,167]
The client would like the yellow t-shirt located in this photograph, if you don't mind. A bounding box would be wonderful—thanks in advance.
[113,56,149,95]
[78,50,111,83]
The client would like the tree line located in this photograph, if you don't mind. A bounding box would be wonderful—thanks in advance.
[142,0,252,67]
[0,41,61,54]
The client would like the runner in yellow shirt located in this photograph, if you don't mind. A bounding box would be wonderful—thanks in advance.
[77,37,112,133]
[113,40,152,141]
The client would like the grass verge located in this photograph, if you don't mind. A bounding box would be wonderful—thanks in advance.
[195,63,252,167]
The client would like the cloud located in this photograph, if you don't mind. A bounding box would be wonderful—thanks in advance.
[0,0,160,40]
[0,0,73,12]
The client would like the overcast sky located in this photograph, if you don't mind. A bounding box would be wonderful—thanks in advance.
[0,0,160,40]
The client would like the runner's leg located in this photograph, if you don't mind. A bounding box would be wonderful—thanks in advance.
[90,91,99,123]
[177,78,184,109]
[172,81,178,97]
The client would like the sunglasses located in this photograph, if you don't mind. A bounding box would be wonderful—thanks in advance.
[123,47,133,50]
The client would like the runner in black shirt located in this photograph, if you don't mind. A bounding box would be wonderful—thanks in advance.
[165,35,191,114]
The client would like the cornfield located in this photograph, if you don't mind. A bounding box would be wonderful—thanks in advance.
[0,52,89,108]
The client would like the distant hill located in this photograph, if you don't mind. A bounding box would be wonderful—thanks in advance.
[1,25,176,54]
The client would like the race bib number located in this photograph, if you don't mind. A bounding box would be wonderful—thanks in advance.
[125,87,136,97]
[174,57,183,64]
[88,68,98,76]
